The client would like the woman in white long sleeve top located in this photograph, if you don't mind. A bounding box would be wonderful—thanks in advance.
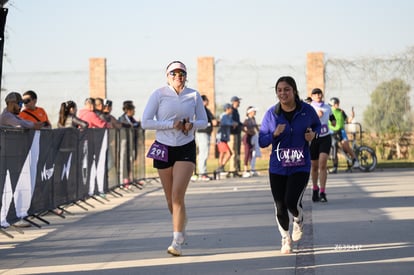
[141,61,208,256]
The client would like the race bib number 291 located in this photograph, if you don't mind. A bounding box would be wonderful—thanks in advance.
[146,142,168,162]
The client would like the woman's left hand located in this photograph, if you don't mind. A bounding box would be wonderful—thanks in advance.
[182,117,193,134]
[305,128,316,142]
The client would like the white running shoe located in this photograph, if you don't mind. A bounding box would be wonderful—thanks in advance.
[251,171,259,177]
[292,221,303,242]
[352,159,360,168]
[12,219,31,228]
[242,172,251,178]
[280,236,292,254]
[167,240,182,256]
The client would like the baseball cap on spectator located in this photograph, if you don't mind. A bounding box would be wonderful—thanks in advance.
[5,92,23,103]
[166,61,187,74]
[103,99,112,107]
[311,88,323,94]
[223,103,232,111]
[230,96,241,102]
[123,100,135,111]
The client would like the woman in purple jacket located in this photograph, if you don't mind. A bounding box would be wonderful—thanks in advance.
[259,76,321,254]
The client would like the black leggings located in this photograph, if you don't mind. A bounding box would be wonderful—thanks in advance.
[269,172,309,232]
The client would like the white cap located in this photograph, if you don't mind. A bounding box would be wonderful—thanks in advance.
[166,61,187,74]
[246,107,257,114]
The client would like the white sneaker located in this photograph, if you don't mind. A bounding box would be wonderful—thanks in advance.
[242,172,251,178]
[352,159,360,168]
[251,171,259,177]
[281,236,292,254]
[167,240,182,256]
[292,221,303,242]
[13,219,31,228]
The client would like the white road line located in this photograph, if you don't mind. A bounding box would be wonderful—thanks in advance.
[0,250,288,274]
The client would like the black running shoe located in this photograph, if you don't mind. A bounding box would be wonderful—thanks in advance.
[312,189,320,202]
[319,192,328,202]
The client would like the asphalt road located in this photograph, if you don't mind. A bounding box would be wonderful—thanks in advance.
[1,169,413,274]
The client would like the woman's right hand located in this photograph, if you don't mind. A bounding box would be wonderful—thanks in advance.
[173,119,184,131]
[273,124,286,138]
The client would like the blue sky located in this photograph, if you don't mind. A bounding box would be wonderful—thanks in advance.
[1,0,413,124]
[3,0,414,73]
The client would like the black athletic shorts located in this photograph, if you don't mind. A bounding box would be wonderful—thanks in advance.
[310,134,332,160]
[153,140,196,169]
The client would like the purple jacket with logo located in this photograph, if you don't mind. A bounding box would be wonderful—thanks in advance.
[259,100,321,175]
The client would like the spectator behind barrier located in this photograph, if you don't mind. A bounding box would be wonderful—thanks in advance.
[242,106,260,178]
[77,98,109,128]
[0,91,43,129]
[118,100,140,128]
[215,103,237,174]
[19,90,51,129]
[58,100,89,128]
[229,96,243,176]
[102,99,122,128]
[117,100,140,189]
[94,97,106,121]
[195,95,217,181]
[0,91,43,227]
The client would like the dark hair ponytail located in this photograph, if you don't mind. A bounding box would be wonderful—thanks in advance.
[58,101,77,126]
[58,102,68,126]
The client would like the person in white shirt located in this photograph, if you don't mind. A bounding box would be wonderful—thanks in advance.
[309,88,336,203]
[141,61,208,256]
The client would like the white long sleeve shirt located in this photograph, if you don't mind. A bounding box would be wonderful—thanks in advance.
[141,85,208,146]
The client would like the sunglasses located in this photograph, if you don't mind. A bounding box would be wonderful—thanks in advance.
[169,71,187,77]
[23,98,32,104]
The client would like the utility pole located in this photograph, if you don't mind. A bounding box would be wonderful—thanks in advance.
[0,5,8,108]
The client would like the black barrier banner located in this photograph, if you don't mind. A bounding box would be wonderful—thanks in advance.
[77,129,89,200]
[0,127,144,227]
[107,128,119,190]
[135,128,146,180]
[88,129,108,197]
[119,128,130,185]
[50,128,79,208]
[0,129,38,226]
[28,129,56,215]
[77,129,108,199]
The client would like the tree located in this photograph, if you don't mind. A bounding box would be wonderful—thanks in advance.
[363,78,413,159]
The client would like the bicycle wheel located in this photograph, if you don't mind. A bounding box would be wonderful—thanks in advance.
[356,146,377,172]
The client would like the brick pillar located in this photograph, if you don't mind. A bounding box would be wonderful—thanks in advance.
[89,58,107,99]
[197,57,215,115]
[306,52,325,96]
[197,57,218,162]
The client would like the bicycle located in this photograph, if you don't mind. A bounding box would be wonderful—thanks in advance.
[329,122,377,172]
